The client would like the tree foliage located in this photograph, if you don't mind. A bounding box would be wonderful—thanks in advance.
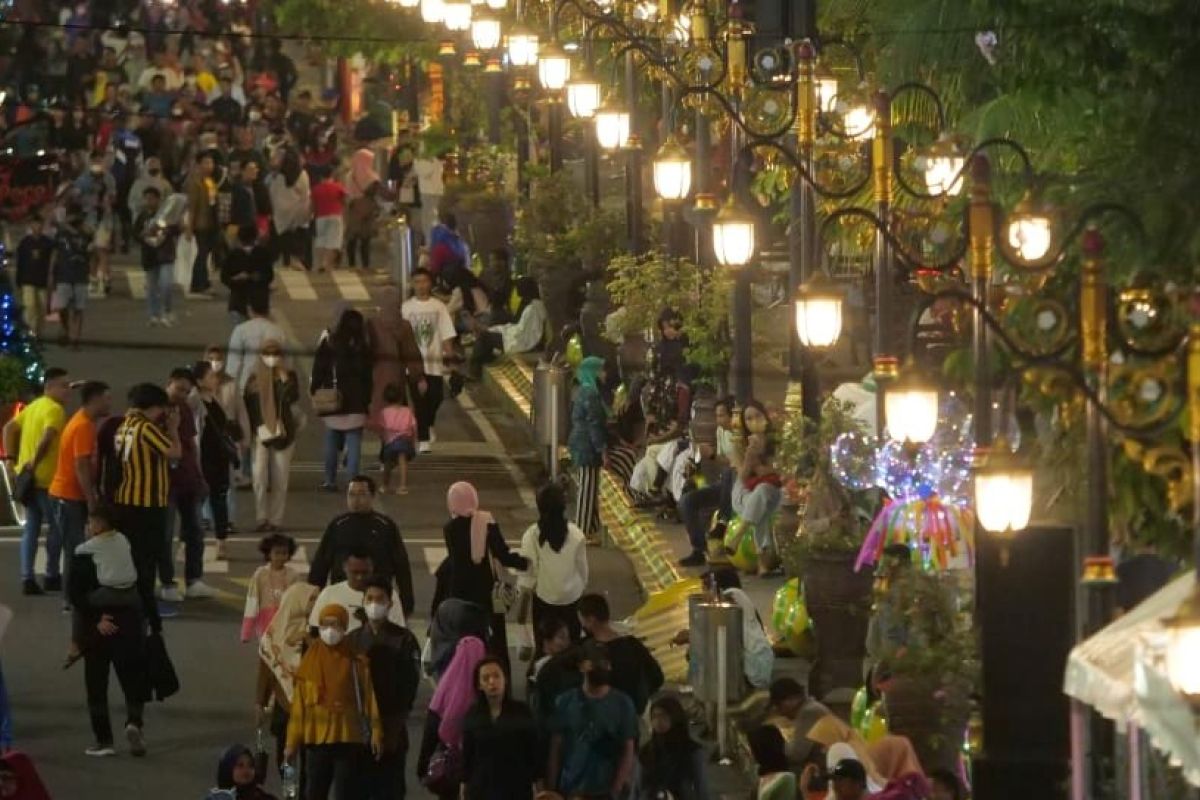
[273,0,435,63]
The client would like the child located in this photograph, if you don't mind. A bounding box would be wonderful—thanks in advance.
[15,215,54,338]
[240,533,301,642]
[376,383,416,495]
[133,186,179,327]
[67,503,140,664]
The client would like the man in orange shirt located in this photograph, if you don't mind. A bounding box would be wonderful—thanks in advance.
[49,381,113,602]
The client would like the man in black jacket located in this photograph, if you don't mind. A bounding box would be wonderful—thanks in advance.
[309,476,414,618]
[350,577,421,800]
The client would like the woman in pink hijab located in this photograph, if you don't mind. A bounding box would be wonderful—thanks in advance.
[417,635,487,798]
[344,147,384,270]
[442,482,528,663]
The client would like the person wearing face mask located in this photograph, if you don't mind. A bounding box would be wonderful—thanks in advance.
[349,577,420,800]
[127,156,173,221]
[285,603,383,800]
[243,339,301,531]
[547,639,639,800]
[227,294,288,392]
[309,550,405,632]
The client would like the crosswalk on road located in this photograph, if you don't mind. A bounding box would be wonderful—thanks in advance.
[112,265,391,304]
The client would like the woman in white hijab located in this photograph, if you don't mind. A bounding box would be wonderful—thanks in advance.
[723,586,774,690]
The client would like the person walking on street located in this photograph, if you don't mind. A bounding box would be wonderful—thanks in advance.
[285,603,383,800]
[461,656,539,800]
[577,593,664,716]
[243,340,301,531]
[133,186,181,327]
[258,582,319,782]
[367,286,425,431]
[241,533,301,643]
[49,205,93,349]
[311,306,373,492]
[193,361,239,548]
[205,744,279,800]
[268,148,311,272]
[162,367,216,601]
[417,636,487,800]
[184,150,220,297]
[15,215,53,339]
[227,295,288,393]
[374,384,416,495]
[311,167,347,273]
[568,356,608,541]
[4,367,70,596]
[640,694,711,800]
[444,481,528,661]
[309,475,414,618]
[310,550,406,631]
[49,380,112,604]
[402,268,456,453]
[220,224,274,325]
[344,148,383,271]
[350,577,421,800]
[516,482,589,652]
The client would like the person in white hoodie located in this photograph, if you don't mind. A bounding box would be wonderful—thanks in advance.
[516,482,589,653]
[267,148,311,271]
[127,157,174,222]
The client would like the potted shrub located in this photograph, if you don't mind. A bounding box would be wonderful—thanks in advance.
[876,568,977,775]
[779,398,878,698]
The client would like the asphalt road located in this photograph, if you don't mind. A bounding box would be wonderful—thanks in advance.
[0,259,646,797]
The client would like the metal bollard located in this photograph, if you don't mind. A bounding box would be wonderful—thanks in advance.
[391,217,413,297]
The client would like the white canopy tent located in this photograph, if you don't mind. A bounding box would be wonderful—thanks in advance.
[1063,570,1200,791]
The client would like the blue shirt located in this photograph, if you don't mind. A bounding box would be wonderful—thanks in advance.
[552,687,638,796]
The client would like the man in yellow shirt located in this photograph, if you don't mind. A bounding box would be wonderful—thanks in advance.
[3,367,71,595]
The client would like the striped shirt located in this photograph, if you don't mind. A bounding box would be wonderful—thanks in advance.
[114,411,172,508]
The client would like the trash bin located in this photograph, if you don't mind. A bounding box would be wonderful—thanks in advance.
[532,362,571,477]
[688,594,745,705]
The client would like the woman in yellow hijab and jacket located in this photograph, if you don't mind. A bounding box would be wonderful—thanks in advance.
[284,603,383,799]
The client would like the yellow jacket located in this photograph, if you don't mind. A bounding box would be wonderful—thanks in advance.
[285,656,383,752]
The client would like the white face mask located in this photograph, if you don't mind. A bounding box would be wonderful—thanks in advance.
[209,359,224,373]
[364,602,389,622]
[262,355,281,368]
[319,627,344,647]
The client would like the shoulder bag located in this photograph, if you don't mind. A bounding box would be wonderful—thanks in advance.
[422,743,462,795]
[490,555,518,615]
[312,351,342,415]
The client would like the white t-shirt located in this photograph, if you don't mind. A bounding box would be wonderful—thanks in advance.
[402,296,457,377]
[517,522,589,605]
[75,532,138,589]
[309,580,405,632]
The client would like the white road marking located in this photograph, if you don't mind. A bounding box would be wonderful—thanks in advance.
[422,546,447,574]
[457,390,537,508]
[127,269,146,299]
[278,269,318,301]
[331,270,371,301]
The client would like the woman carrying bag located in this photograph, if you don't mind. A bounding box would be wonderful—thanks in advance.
[311,306,373,492]
[244,339,302,532]
[516,483,589,654]
[416,636,486,800]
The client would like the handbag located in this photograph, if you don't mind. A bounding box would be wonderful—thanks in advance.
[311,356,342,415]
[422,743,462,796]
[490,556,518,615]
[11,466,36,508]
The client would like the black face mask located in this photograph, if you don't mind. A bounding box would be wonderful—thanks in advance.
[587,667,612,687]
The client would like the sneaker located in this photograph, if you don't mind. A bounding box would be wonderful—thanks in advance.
[679,551,707,568]
[418,441,432,454]
[215,540,229,560]
[318,482,338,493]
[159,315,174,327]
[85,744,116,757]
[159,585,183,603]
[157,602,180,619]
[429,428,437,443]
[185,580,217,599]
[125,723,146,757]
[147,316,161,327]
[22,578,44,596]
[43,575,63,592]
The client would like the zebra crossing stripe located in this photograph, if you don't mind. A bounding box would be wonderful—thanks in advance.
[127,270,147,300]
[279,269,318,300]
[423,546,447,574]
[331,271,371,301]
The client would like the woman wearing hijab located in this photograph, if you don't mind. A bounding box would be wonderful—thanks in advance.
[206,744,279,799]
[311,306,374,491]
[517,482,588,652]
[804,716,885,794]
[344,148,383,270]
[640,694,710,800]
[268,147,311,271]
[417,636,487,799]
[285,603,383,800]
[444,482,529,661]
[366,287,425,422]
[0,752,51,800]
[244,340,302,531]
[747,725,795,800]
[257,583,318,780]
[868,736,930,800]
[568,356,608,540]
[724,586,775,690]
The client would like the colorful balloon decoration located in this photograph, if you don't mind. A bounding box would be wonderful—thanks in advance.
[771,578,811,653]
[564,333,584,367]
[724,518,758,572]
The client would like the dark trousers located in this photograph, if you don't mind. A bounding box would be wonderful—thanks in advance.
[162,494,205,586]
[364,747,406,800]
[679,482,722,553]
[412,375,445,442]
[115,504,168,630]
[346,235,371,268]
[84,615,146,745]
[532,594,581,652]
[305,742,366,799]
[469,330,504,377]
[209,486,231,538]
[191,228,217,291]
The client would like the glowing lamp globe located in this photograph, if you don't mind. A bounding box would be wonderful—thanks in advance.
[507,27,539,67]
[485,0,506,8]
[793,275,844,349]
[441,0,471,31]
[973,444,1033,534]
[1007,194,1055,263]
[711,201,756,268]
[420,0,444,23]
[1163,586,1200,705]
[566,73,602,119]
[471,16,501,50]
[594,100,631,151]
[815,69,838,113]
[398,0,420,8]
[924,137,965,197]
[537,44,572,91]
[843,104,875,139]
[884,368,939,443]
[652,136,692,202]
